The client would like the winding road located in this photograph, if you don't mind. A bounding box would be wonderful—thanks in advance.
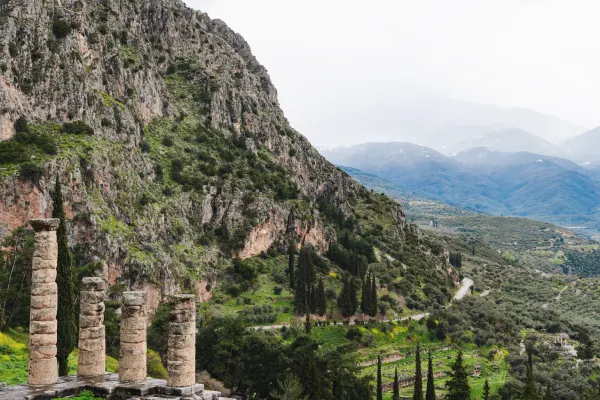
[453,277,474,301]
[250,312,430,331]
[250,278,476,331]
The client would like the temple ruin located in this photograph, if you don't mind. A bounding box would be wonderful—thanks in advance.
[28,218,60,386]
[78,277,106,378]
[0,219,233,400]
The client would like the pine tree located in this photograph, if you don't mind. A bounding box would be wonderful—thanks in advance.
[483,379,490,400]
[523,350,540,400]
[413,343,423,400]
[361,273,371,315]
[371,273,378,317]
[425,353,436,400]
[377,354,383,400]
[393,367,400,400]
[288,243,296,289]
[316,279,326,316]
[446,349,470,400]
[53,177,77,377]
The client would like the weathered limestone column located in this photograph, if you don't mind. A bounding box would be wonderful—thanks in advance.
[119,291,147,383]
[167,295,196,388]
[28,218,60,386]
[78,277,106,377]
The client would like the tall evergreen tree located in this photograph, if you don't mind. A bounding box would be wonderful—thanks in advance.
[483,379,490,400]
[304,310,311,334]
[316,279,326,316]
[446,349,470,400]
[349,278,358,315]
[361,273,371,315]
[295,245,315,314]
[337,277,354,318]
[309,285,317,314]
[53,177,77,377]
[377,354,383,400]
[288,243,296,289]
[425,353,436,400]
[413,343,423,400]
[523,350,540,400]
[393,367,400,400]
[371,273,378,317]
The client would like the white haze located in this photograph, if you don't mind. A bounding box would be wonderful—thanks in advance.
[185,0,600,148]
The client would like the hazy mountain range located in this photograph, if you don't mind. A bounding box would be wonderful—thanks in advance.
[321,137,600,227]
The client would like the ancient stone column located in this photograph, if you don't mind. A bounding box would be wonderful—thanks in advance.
[78,277,106,377]
[119,291,147,383]
[167,295,196,388]
[28,218,60,386]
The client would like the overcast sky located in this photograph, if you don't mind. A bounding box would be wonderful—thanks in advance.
[185,0,600,147]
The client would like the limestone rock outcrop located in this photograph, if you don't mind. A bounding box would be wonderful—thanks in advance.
[0,0,451,303]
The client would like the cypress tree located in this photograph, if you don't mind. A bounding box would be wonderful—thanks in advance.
[523,350,540,400]
[349,278,358,315]
[294,253,307,314]
[446,349,470,400]
[413,343,423,400]
[309,285,317,314]
[393,366,400,400]
[295,245,315,314]
[337,277,353,317]
[377,354,383,400]
[426,353,436,400]
[53,177,77,377]
[361,273,371,315]
[304,309,311,334]
[483,379,490,400]
[316,279,326,316]
[288,243,295,289]
[371,273,378,317]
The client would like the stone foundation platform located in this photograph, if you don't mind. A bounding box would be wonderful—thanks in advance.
[0,373,234,400]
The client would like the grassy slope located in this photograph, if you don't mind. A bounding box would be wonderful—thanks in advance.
[0,330,118,385]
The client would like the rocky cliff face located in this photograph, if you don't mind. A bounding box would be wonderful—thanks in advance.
[0,0,452,308]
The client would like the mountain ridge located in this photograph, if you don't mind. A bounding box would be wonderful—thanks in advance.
[321,142,600,227]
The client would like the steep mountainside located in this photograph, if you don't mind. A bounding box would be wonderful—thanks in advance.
[324,143,600,226]
[0,0,453,311]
